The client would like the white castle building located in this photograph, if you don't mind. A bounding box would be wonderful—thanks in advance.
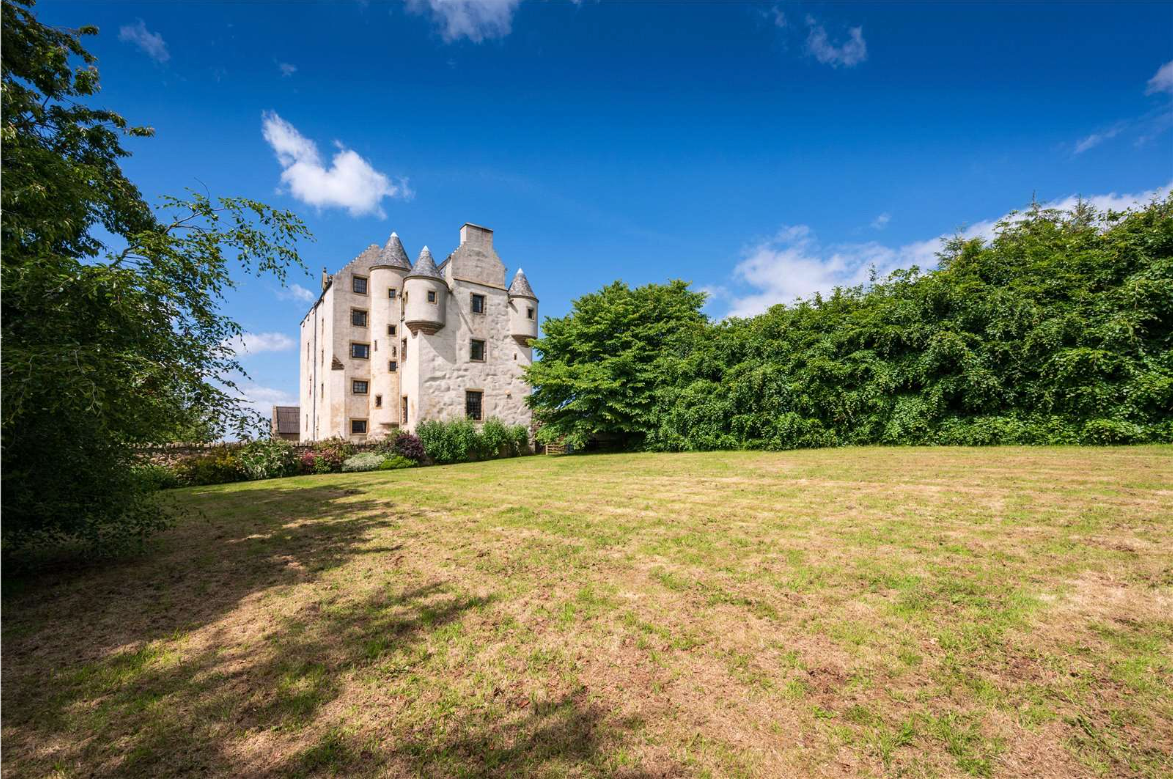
[297,223,538,442]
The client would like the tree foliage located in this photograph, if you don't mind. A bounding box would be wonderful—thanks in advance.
[528,198,1173,451]
[524,280,709,448]
[1,0,310,556]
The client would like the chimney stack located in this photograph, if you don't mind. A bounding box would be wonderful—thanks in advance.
[459,223,493,250]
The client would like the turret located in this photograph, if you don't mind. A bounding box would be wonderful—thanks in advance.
[403,246,447,335]
[368,232,412,435]
[508,268,538,345]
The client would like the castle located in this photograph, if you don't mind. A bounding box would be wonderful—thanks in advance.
[295,223,538,442]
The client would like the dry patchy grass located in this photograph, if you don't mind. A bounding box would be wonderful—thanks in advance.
[3,446,1171,778]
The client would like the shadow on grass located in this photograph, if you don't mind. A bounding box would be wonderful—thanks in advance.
[2,479,666,777]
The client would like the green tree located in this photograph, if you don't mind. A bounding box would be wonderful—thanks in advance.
[1,0,310,556]
[524,280,708,448]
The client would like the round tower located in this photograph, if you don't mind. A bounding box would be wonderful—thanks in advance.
[403,246,447,335]
[508,268,539,345]
[368,233,413,436]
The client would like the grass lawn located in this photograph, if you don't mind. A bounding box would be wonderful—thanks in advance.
[3,447,1171,778]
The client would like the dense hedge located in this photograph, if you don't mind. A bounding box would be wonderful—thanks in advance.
[416,418,531,464]
[528,197,1173,449]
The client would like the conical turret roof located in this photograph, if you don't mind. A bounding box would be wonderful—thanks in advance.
[508,268,537,299]
[407,246,444,280]
[379,232,412,270]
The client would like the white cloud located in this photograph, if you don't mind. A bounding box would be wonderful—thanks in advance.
[223,331,297,356]
[277,283,317,304]
[805,16,867,68]
[1074,123,1124,154]
[277,61,297,77]
[118,20,169,63]
[721,181,1173,318]
[1146,60,1173,95]
[407,0,522,43]
[769,6,786,28]
[870,212,891,230]
[234,382,299,415]
[261,111,411,218]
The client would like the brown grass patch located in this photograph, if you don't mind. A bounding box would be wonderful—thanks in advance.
[3,446,1171,777]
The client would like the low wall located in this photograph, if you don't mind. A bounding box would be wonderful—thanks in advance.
[133,441,383,468]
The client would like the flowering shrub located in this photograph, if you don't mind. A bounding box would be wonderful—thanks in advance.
[298,437,352,474]
[341,452,384,472]
[237,438,298,480]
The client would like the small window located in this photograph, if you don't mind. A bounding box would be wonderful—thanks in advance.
[388,325,396,336]
[374,340,378,351]
[469,339,485,362]
[427,290,437,303]
[465,390,483,421]
[350,343,370,359]
[471,293,485,314]
[375,394,383,408]
[527,306,535,320]
[401,338,407,360]
[351,419,368,435]
[351,309,368,327]
[320,382,324,397]
[352,276,368,294]
[401,396,408,425]
[388,288,397,299]
[389,360,398,372]
[352,380,369,395]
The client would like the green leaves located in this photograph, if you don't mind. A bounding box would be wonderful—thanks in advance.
[1,1,311,558]
[527,197,1173,453]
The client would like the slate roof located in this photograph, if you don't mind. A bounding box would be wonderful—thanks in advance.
[273,406,300,434]
[407,246,445,280]
[508,268,537,299]
[380,232,412,270]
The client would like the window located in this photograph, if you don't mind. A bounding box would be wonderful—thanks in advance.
[401,396,408,425]
[388,288,397,299]
[374,340,378,352]
[469,339,485,362]
[352,276,368,294]
[401,337,407,360]
[389,360,398,372]
[527,306,535,320]
[465,390,483,421]
[427,290,437,303]
[375,394,382,408]
[388,325,396,336]
[350,343,370,359]
[351,309,368,327]
[351,419,367,435]
[352,380,368,394]
[471,293,485,314]
[320,382,324,397]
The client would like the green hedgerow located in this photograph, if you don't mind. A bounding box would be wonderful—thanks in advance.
[377,454,415,470]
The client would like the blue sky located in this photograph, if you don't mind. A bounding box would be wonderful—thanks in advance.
[38,0,1173,412]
